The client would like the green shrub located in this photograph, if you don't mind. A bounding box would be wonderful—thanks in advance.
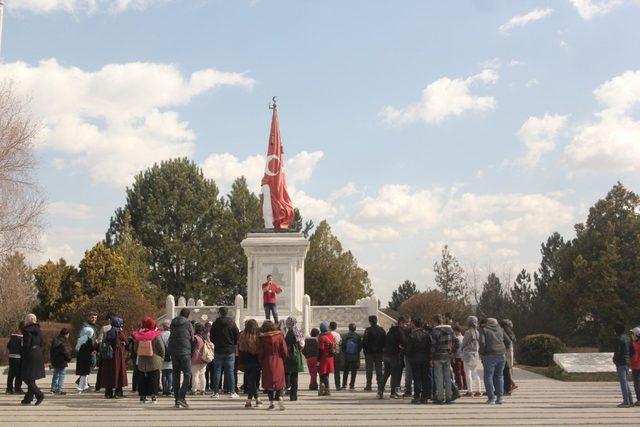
[517,334,566,367]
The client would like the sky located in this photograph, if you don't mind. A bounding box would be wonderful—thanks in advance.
[1,0,639,304]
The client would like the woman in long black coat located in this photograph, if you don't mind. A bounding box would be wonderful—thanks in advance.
[20,313,45,405]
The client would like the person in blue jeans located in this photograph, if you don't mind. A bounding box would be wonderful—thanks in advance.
[262,275,282,323]
[210,307,240,399]
[50,328,72,395]
[612,323,634,408]
[479,318,511,405]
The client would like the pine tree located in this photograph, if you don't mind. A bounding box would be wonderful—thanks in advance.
[433,245,468,302]
[388,280,419,311]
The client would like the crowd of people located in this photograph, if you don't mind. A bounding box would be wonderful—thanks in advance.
[5,310,640,409]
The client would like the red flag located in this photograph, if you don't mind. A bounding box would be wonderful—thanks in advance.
[261,105,294,229]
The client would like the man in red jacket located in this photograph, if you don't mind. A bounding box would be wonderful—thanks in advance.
[262,274,282,323]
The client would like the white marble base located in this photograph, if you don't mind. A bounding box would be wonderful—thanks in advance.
[553,352,616,373]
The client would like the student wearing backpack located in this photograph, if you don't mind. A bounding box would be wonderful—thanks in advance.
[160,320,173,396]
[341,323,362,391]
[6,322,24,394]
[191,323,208,395]
[132,317,165,403]
[284,316,305,401]
[303,328,320,390]
[317,322,336,397]
[101,317,128,399]
[50,328,72,395]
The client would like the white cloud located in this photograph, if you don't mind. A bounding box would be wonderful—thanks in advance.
[499,8,554,33]
[291,190,337,223]
[47,201,92,220]
[569,0,624,19]
[334,220,400,243]
[381,69,498,125]
[201,150,324,194]
[564,70,640,172]
[517,113,568,167]
[0,59,254,188]
[8,0,164,14]
[526,79,539,88]
[29,227,104,266]
[330,182,358,200]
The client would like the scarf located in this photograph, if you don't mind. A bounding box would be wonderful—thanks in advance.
[76,322,95,351]
[105,317,123,342]
[285,316,304,343]
[132,316,162,341]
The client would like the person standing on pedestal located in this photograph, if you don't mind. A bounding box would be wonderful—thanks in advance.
[262,274,282,323]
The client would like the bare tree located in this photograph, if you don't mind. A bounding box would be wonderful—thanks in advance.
[0,252,37,335]
[0,82,44,256]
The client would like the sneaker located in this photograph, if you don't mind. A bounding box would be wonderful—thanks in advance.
[463,392,473,397]
[445,399,453,404]
[403,392,412,398]
[617,402,631,408]
[376,391,383,399]
[140,398,147,404]
[363,386,372,391]
[635,401,640,407]
[496,398,504,405]
[277,398,285,411]
[390,394,400,399]
[255,398,263,406]
[230,392,240,399]
[177,399,189,409]
[433,400,444,405]
[349,386,355,391]
[411,398,420,404]
[486,398,496,405]
[268,403,275,410]
[211,393,220,399]
[473,391,482,397]
[244,400,252,408]
[318,384,325,396]
[174,402,181,409]
[151,397,157,404]
[35,395,45,406]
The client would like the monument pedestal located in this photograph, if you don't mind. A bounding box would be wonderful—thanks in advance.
[241,232,310,321]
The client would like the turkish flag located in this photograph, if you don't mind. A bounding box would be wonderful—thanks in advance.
[261,107,294,229]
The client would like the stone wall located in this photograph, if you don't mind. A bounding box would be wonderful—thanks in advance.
[310,306,370,331]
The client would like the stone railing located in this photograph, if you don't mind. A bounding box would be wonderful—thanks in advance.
[165,294,245,328]
[302,294,380,336]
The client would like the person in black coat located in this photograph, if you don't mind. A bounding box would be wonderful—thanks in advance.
[5,322,24,394]
[20,314,45,405]
[50,328,72,395]
[406,318,433,404]
[362,315,386,391]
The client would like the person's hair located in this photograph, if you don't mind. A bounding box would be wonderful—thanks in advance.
[267,274,272,279]
[106,313,113,321]
[432,314,442,325]
[412,317,423,328]
[614,323,626,335]
[219,307,228,317]
[244,319,259,335]
[444,312,452,319]
[194,322,204,335]
[24,313,37,325]
[87,312,97,319]
[329,321,337,331]
[348,323,356,332]
[452,323,462,333]
[17,321,25,331]
[162,319,171,330]
[479,318,488,327]
[179,308,190,318]
[368,315,378,325]
[310,328,320,337]
[397,315,407,325]
[260,320,275,333]
[60,327,70,336]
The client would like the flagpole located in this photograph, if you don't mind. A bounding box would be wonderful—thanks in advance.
[0,1,4,60]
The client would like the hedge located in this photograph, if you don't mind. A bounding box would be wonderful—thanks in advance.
[517,334,566,367]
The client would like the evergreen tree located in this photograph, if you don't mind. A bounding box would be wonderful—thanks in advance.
[388,280,419,311]
[305,220,372,305]
[433,245,469,302]
[33,258,80,321]
[477,273,510,319]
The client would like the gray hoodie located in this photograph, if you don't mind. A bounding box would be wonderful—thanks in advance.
[479,318,512,356]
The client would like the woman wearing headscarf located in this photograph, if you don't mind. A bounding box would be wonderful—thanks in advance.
[190,322,208,395]
[284,316,305,401]
[20,314,45,405]
[75,312,98,393]
[238,319,262,408]
[101,317,128,398]
[132,317,164,403]
[461,316,482,397]
[500,319,517,394]
[258,320,288,410]
[317,321,336,397]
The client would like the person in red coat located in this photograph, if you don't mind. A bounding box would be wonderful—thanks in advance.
[101,317,129,398]
[318,321,336,396]
[258,320,288,410]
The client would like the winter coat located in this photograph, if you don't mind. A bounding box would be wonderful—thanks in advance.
[431,326,453,361]
[363,324,386,355]
[160,330,172,370]
[613,334,633,366]
[75,323,97,375]
[631,340,640,370]
[191,335,206,365]
[406,328,432,362]
[383,325,406,357]
[342,331,363,363]
[284,330,304,373]
[168,315,194,357]
[479,318,511,357]
[7,333,22,358]
[135,334,165,373]
[318,332,336,375]
[50,335,73,370]
[303,337,318,358]
[21,323,46,381]
[461,327,480,368]
[100,329,128,389]
[210,316,239,355]
[258,331,288,391]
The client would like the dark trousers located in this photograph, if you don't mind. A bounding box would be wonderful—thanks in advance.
[334,354,343,388]
[286,371,299,400]
[503,362,512,392]
[411,360,431,401]
[131,364,139,392]
[379,354,402,395]
[104,387,123,398]
[138,370,160,397]
[23,380,43,403]
[365,353,383,389]
[7,359,22,391]
[320,373,330,391]
[205,361,214,390]
[632,369,640,401]
[244,365,260,400]
[161,369,173,395]
[342,360,358,388]
[172,354,192,402]
[264,303,278,323]
[267,389,282,401]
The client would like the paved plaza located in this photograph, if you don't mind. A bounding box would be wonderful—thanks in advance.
[0,367,638,426]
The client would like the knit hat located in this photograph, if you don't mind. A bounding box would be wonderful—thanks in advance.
[466,316,478,328]
[320,321,329,333]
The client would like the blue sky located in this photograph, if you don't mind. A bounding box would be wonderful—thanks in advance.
[1,0,639,303]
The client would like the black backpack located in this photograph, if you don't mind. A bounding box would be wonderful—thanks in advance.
[100,341,114,360]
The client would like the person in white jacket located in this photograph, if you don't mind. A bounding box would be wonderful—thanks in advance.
[461,316,482,397]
